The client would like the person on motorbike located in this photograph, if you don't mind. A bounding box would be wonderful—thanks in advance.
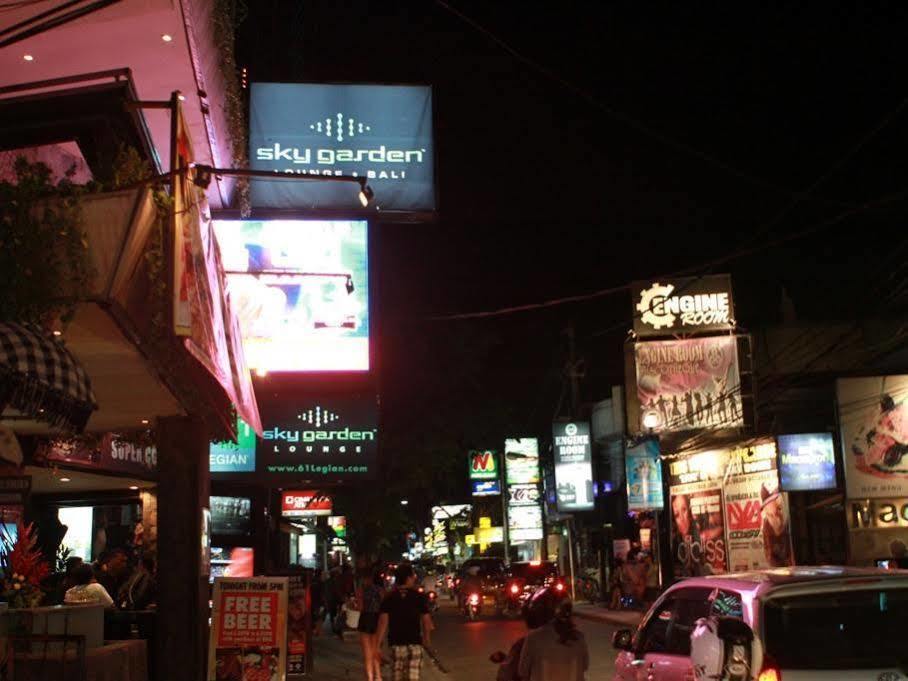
[459,565,484,611]
[491,586,577,681]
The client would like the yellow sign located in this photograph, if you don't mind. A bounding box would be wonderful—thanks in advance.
[479,516,492,529]
[465,534,476,546]
[476,526,504,544]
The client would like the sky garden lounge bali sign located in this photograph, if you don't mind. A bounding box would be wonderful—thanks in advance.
[250,83,435,214]
[632,275,735,337]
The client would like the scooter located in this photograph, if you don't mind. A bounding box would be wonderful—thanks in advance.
[464,591,481,621]
[498,581,529,619]
[427,590,439,613]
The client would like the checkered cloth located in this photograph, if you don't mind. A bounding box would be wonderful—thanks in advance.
[390,645,423,681]
[0,322,97,432]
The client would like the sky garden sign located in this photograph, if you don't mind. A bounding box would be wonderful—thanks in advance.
[632,275,736,337]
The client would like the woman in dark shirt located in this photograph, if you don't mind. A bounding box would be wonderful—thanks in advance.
[356,566,385,681]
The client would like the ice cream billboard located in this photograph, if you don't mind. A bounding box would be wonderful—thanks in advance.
[209,577,288,681]
[213,219,368,373]
[635,337,743,433]
[625,439,664,511]
[837,376,908,499]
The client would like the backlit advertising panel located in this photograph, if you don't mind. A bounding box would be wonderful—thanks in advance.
[508,484,541,506]
[257,394,378,481]
[508,505,544,542]
[210,417,256,473]
[471,479,501,497]
[776,433,838,492]
[635,337,743,433]
[552,422,594,512]
[281,491,333,517]
[504,438,540,485]
[213,219,368,373]
[632,275,735,337]
[250,82,435,214]
[625,439,665,511]
[469,450,498,480]
[837,376,908,499]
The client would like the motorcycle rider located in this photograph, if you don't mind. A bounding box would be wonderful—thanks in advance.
[491,586,580,681]
[459,565,484,612]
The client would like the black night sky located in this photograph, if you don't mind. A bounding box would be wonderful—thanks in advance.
[238,2,908,501]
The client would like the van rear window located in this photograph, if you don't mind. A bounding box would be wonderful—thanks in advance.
[763,586,908,670]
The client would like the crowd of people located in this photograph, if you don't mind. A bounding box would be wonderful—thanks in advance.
[44,549,157,611]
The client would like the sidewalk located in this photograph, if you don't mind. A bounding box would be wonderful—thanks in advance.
[573,603,644,628]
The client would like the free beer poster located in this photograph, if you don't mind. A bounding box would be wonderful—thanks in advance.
[209,577,288,681]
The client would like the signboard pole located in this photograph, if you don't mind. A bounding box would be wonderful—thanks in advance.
[500,455,510,562]
[566,517,576,601]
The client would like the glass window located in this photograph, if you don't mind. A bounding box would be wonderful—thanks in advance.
[763,586,908,670]
[667,591,713,655]
[710,589,744,619]
[639,601,674,654]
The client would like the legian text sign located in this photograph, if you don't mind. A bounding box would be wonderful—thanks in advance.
[250,83,435,214]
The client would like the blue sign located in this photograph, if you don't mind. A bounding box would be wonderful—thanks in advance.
[210,418,256,473]
[625,440,664,511]
[777,433,837,492]
[472,479,501,497]
[250,83,435,214]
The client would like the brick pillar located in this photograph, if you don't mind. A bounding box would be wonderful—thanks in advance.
[141,489,158,556]
[155,416,209,681]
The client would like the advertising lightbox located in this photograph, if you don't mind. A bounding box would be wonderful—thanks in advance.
[210,417,256,473]
[258,394,378,481]
[837,376,908,499]
[632,275,735,337]
[552,422,594,512]
[250,82,435,214]
[504,438,540,485]
[281,491,333,517]
[776,433,838,492]
[508,505,544,541]
[508,484,541,506]
[213,219,369,373]
[472,479,501,497]
[469,450,498,480]
[626,439,665,511]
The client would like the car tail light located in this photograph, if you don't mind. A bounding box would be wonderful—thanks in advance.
[469,593,480,605]
[555,582,565,592]
[529,560,542,566]
[757,657,782,681]
[510,584,520,595]
[418,587,424,593]
[429,591,437,600]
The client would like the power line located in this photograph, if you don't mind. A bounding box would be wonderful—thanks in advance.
[433,0,853,209]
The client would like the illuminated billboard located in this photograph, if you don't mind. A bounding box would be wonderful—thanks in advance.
[213,219,369,373]
[250,82,435,214]
[469,450,498,480]
[504,438,540,485]
[776,433,837,492]
[281,491,333,517]
[210,417,256,473]
[552,422,594,512]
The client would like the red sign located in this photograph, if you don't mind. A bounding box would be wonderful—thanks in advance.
[281,491,332,517]
[217,591,279,647]
[726,500,761,531]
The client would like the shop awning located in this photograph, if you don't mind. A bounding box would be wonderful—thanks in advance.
[0,322,97,433]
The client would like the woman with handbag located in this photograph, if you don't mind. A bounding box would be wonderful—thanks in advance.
[356,565,386,681]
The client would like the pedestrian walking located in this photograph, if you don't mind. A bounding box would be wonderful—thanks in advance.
[357,565,386,681]
[375,563,434,681]
[518,591,588,681]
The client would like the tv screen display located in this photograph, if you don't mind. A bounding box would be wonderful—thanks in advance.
[210,547,254,583]
[210,497,252,536]
[213,219,369,373]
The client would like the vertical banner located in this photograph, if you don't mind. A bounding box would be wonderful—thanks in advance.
[669,481,727,578]
[209,577,289,681]
[286,573,311,678]
[625,439,665,511]
[552,422,594,512]
[837,375,908,499]
[724,469,793,571]
[635,337,743,433]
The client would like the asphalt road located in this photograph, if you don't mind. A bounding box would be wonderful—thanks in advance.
[312,599,621,680]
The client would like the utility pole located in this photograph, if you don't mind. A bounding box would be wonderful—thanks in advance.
[566,322,580,419]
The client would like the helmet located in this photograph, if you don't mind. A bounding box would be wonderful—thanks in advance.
[523,586,571,629]
[690,617,763,681]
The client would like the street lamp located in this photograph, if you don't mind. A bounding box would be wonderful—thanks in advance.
[641,409,662,431]
[401,500,409,506]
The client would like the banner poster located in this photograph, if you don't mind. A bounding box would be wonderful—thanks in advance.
[286,573,311,678]
[669,481,727,578]
[635,337,743,433]
[625,439,665,511]
[209,577,288,681]
[837,375,908,499]
[724,469,794,571]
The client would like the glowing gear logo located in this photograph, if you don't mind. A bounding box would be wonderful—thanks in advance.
[637,282,676,330]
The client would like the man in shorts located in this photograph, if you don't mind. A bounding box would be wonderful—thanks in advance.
[375,563,434,681]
